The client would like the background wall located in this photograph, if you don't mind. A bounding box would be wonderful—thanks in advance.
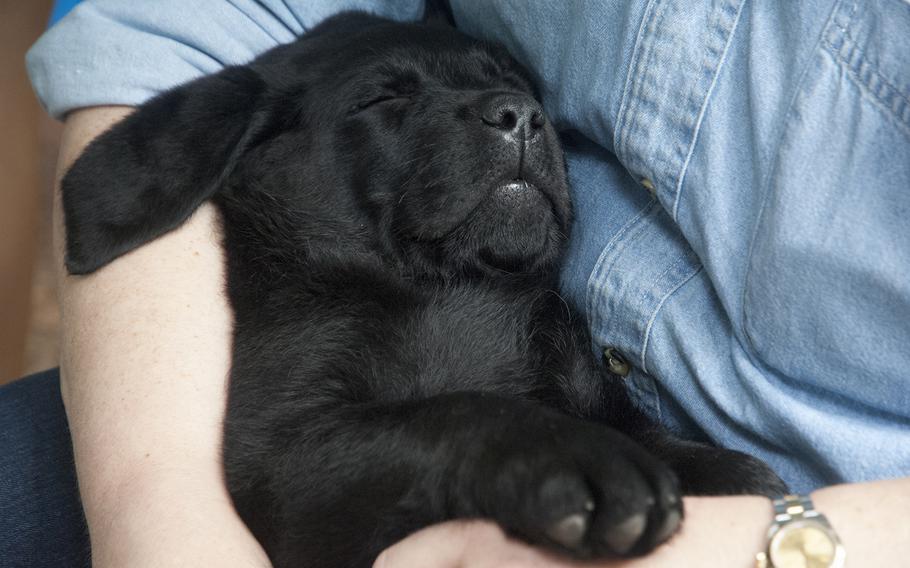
[0,0,61,384]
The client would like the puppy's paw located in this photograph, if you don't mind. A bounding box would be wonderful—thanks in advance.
[469,420,683,559]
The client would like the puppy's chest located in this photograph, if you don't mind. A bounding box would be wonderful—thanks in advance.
[366,286,557,401]
[231,265,572,403]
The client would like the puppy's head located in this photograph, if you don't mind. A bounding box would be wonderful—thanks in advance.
[63,13,571,278]
[306,15,570,276]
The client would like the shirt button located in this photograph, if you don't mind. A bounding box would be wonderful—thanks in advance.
[603,347,631,377]
[640,178,656,195]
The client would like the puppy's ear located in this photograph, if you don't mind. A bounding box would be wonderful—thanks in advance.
[62,66,270,275]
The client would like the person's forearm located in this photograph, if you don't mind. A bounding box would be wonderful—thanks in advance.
[375,477,910,567]
[56,107,270,567]
[604,477,910,567]
[604,479,910,568]
[812,477,910,567]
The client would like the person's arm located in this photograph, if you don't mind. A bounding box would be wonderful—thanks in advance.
[374,477,910,567]
[56,106,271,568]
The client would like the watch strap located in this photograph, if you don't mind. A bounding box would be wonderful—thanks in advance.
[756,493,844,568]
[772,494,819,522]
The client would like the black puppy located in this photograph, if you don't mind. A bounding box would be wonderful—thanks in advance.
[62,13,785,568]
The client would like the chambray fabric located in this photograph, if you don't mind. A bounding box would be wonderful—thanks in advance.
[24,0,910,496]
[0,370,90,567]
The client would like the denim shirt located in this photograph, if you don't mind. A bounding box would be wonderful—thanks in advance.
[28,0,910,492]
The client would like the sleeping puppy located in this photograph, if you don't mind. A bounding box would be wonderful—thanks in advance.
[61,12,786,568]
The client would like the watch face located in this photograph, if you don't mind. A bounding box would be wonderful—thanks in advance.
[769,522,838,568]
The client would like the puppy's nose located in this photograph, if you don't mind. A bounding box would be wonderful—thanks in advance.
[480,93,544,140]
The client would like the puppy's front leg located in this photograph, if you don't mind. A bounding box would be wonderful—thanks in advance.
[630,429,788,497]
[234,392,683,568]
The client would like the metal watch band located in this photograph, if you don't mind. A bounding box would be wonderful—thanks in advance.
[772,494,819,522]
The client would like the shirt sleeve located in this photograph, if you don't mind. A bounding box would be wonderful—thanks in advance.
[27,0,426,118]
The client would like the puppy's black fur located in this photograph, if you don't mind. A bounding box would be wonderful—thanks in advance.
[62,13,786,568]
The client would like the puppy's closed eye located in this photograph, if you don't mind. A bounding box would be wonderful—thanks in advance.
[351,93,412,114]
[350,69,421,114]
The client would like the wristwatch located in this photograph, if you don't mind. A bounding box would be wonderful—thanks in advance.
[755,494,845,568]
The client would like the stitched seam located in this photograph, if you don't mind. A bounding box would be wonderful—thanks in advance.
[592,204,659,301]
[826,0,910,129]
[672,0,747,221]
[824,35,910,132]
[739,0,844,353]
[614,0,659,159]
[829,0,910,104]
[226,0,293,44]
[631,371,663,422]
[639,260,702,374]
[630,253,685,361]
[627,2,672,170]
[825,46,910,138]
[588,204,659,344]
[585,199,659,334]
[279,0,307,31]
[615,0,667,166]
[630,250,688,349]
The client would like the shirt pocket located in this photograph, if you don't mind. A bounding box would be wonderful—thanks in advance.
[742,0,910,417]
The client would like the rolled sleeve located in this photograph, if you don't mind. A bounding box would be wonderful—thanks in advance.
[27,0,425,118]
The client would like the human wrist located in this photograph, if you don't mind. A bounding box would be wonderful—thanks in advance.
[810,478,910,567]
[751,478,910,568]
[679,496,772,567]
[600,496,772,567]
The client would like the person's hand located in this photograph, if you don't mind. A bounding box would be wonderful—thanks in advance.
[374,481,910,568]
[373,497,774,568]
[373,520,599,568]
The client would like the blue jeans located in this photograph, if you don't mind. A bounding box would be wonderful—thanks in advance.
[0,370,90,567]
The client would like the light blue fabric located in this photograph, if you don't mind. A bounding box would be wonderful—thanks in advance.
[27,0,910,492]
[28,0,425,116]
